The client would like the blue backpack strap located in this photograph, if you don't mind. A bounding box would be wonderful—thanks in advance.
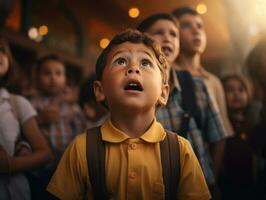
[86,127,109,200]
[177,70,202,138]
[160,130,180,200]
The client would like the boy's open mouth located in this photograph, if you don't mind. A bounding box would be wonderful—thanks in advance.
[124,81,143,91]
[161,46,173,56]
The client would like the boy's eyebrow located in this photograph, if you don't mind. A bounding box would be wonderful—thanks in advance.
[111,48,156,61]
[111,49,130,58]
[138,49,157,61]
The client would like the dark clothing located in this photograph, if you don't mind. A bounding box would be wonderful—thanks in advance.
[220,117,256,200]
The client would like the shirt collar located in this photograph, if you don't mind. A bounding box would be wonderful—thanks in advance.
[101,118,166,143]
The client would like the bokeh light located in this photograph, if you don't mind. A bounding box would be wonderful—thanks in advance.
[99,38,110,49]
[39,25,48,36]
[28,27,38,39]
[128,7,140,18]
[196,3,207,15]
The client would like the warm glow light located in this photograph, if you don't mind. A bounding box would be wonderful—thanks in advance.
[28,27,38,39]
[196,3,207,15]
[99,38,110,49]
[128,7,140,18]
[39,25,48,36]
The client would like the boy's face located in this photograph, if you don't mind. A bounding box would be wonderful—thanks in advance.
[224,78,248,111]
[38,60,66,95]
[146,19,179,66]
[94,42,169,114]
[0,49,9,77]
[178,14,207,55]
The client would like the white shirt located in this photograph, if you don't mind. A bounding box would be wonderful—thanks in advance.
[0,88,37,155]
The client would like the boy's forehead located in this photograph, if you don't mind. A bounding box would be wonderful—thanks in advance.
[108,42,156,58]
[179,14,203,24]
[40,60,65,71]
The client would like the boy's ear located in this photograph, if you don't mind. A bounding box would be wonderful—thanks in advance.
[157,83,169,107]
[93,80,106,102]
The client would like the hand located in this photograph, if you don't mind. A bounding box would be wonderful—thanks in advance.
[39,104,60,123]
[15,145,32,156]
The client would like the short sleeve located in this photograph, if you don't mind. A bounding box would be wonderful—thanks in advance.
[177,136,211,200]
[47,133,92,200]
[15,95,37,124]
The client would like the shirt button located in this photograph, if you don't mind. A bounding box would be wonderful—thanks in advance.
[130,143,137,150]
[129,171,137,179]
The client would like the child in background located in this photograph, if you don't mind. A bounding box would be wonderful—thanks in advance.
[220,74,257,200]
[47,29,211,200]
[0,37,52,200]
[29,54,85,199]
[79,74,108,129]
[137,13,228,197]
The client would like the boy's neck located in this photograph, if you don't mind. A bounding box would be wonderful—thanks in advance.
[176,53,202,76]
[110,109,155,138]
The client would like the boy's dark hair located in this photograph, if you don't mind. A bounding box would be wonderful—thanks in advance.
[95,29,169,84]
[0,36,15,88]
[172,6,198,19]
[137,13,178,33]
[35,54,65,76]
[79,74,97,109]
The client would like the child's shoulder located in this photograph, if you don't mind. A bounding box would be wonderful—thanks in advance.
[73,132,87,144]
[65,132,87,156]
[176,135,191,148]
[175,135,196,159]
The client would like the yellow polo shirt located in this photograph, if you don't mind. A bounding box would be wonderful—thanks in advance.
[47,119,211,200]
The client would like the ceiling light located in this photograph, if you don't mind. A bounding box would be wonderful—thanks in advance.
[99,38,110,49]
[128,7,140,18]
[197,3,207,15]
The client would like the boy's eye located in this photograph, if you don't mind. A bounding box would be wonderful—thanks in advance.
[197,22,204,29]
[140,59,152,68]
[170,30,178,38]
[180,22,192,29]
[153,30,164,36]
[114,57,127,66]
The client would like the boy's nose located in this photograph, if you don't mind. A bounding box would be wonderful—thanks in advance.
[126,67,140,75]
[163,33,171,42]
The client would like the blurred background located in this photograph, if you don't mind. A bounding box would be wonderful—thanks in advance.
[1,0,266,83]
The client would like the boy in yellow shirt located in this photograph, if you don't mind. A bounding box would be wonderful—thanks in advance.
[47,29,211,200]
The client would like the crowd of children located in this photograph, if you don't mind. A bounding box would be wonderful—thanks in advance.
[1,5,266,200]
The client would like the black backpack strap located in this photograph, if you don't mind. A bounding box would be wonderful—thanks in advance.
[160,130,180,200]
[86,127,109,200]
[86,127,180,200]
[177,70,201,137]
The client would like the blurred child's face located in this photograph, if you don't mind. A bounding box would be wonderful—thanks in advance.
[0,49,9,77]
[38,60,66,95]
[94,42,169,113]
[178,14,207,55]
[146,19,179,66]
[224,78,249,111]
